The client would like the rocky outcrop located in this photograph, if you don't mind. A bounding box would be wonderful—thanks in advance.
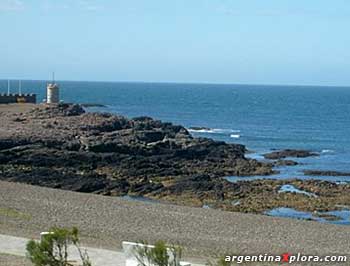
[264,149,319,160]
[273,159,299,166]
[188,126,211,131]
[28,103,85,119]
[0,104,274,198]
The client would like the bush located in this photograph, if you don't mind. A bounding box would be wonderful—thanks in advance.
[133,241,183,266]
[26,227,92,266]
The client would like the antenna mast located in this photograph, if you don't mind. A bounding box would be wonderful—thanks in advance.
[52,72,55,84]
[19,80,22,95]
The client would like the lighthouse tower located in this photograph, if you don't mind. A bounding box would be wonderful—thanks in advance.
[47,73,59,104]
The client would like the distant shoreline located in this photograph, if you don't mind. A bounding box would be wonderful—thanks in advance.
[1,79,349,89]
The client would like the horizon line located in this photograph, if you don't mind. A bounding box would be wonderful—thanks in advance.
[0,78,349,89]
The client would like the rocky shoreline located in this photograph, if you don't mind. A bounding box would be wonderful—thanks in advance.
[0,104,349,221]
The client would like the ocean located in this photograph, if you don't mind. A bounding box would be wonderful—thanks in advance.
[2,80,350,183]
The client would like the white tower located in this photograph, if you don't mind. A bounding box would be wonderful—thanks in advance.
[47,73,59,104]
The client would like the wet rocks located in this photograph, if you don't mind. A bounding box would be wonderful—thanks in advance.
[264,149,319,160]
[274,159,299,166]
[0,104,274,198]
[188,126,211,131]
[303,170,350,176]
[150,177,350,214]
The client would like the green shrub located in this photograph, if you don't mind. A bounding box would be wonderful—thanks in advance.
[26,227,92,266]
[133,241,183,266]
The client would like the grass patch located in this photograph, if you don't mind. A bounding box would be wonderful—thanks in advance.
[0,208,31,220]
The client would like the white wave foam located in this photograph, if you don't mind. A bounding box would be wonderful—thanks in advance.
[279,184,317,198]
[321,149,335,154]
[188,128,240,134]
[230,134,241,139]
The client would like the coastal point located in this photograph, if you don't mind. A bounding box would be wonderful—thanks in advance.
[1,1,350,265]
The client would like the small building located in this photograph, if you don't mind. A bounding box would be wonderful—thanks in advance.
[47,83,60,104]
[0,80,37,104]
[0,93,36,104]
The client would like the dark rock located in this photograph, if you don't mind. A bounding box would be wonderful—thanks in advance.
[163,174,225,200]
[188,126,211,131]
[28,103,85,119]
[0,139,30,151]
[313,213,342,221]
[274,160,299,166]
[13,117,26,122]
[81,103,106,108]
[303,170,350,177]
[135,131,165,143]
[132,116,154,122]
[129,179,164,195]
[264,149,318,160]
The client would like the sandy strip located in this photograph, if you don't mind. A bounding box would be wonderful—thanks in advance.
[0,180,349,263]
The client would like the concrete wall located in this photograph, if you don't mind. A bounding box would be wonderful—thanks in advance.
[0,94,36,104]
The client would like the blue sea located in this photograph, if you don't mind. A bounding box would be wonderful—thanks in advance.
[2,80,350,183]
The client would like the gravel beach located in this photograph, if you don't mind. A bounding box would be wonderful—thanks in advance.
[0,254,31,266]
[1,180,350,262]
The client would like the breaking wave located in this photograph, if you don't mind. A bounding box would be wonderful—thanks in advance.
[188,128,240,134]
[321,149,335,154]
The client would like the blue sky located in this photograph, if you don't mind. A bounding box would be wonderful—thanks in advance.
[1,0,350,86]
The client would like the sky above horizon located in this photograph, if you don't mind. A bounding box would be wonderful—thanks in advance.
[1,0,350,86]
